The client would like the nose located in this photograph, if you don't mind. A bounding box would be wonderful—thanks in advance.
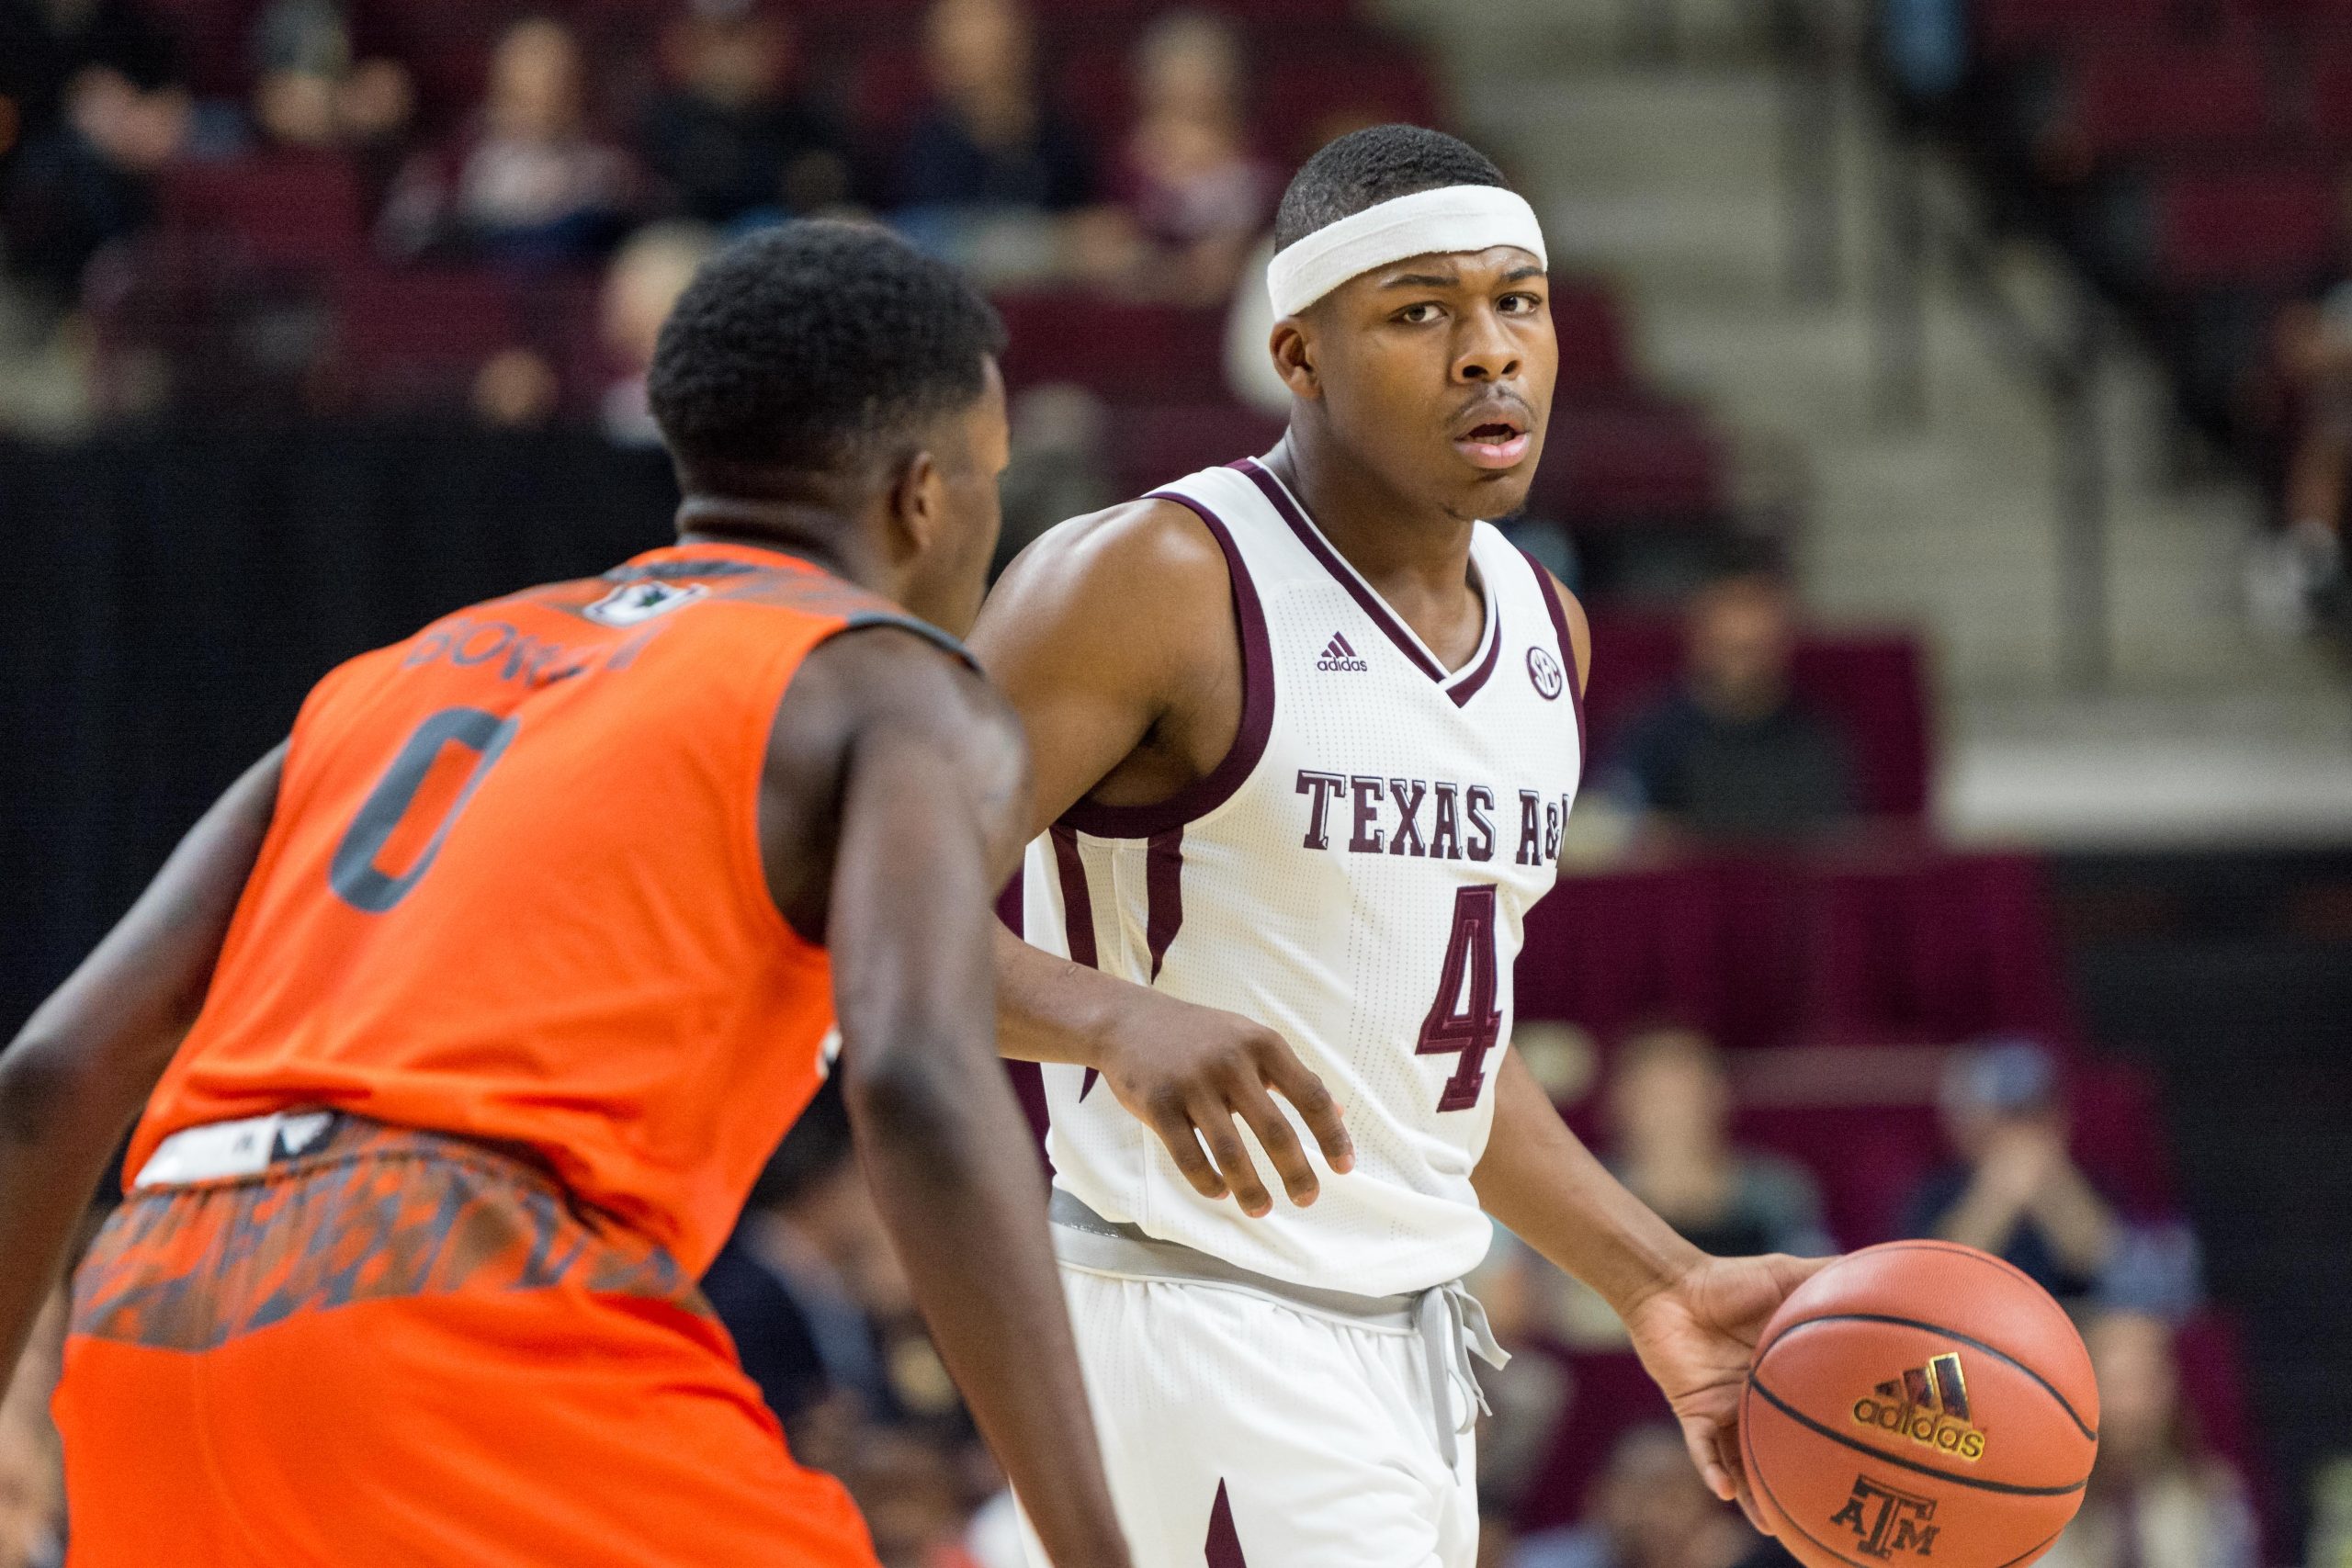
[1453,305,1521,385]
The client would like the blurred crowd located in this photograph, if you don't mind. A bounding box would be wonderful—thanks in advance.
[0,0,1295,431]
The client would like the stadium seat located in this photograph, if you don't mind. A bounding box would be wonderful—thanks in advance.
[2147,164,2340,290]
[1579,614,1933,820]
[2047,39,2277,169]
[325,265,526,412]
[1973,0,2179,64]
[1523,400,1725,527]
[157,154,368,270]
[1550,278,1640,403]
[990,292,1230,404]
[1105,404,1286,498]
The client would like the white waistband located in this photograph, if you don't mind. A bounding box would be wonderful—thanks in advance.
[133,1111,340,1189]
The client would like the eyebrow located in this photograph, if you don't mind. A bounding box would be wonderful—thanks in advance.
[1378,265,1550,290]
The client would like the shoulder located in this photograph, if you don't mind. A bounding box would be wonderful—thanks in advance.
[973,496,1238,666]
[771,624,1023,795]
[1531,562,1592,697]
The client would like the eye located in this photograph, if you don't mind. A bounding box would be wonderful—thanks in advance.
[1498,291,1544,315]
[1395,301,1444,325]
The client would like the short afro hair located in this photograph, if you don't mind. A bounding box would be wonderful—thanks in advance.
[1273,124,1510,254]
[650,219,1005,478]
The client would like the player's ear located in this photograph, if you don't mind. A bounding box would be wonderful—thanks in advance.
[1270,320,1320,401]
[885,447,947,562]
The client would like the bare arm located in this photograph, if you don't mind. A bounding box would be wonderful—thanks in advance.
[0,745,284,1377]
[1480,575,1826,1528]
[971,502,1353,1216]
[770,629,1125,1568]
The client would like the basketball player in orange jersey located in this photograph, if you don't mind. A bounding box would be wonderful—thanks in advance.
[0,222,1129,1568]
[972,126,1830,1563]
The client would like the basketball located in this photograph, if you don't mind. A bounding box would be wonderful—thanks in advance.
[1740,1241,2099,1568]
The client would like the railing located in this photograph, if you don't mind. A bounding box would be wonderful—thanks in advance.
[1766,0,2119,688]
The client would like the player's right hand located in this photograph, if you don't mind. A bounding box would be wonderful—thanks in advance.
[1091,988,1353,1216]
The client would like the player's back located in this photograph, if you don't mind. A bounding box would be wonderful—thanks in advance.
[130,538,925,1275]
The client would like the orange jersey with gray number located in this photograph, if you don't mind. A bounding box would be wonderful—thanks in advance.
[128,540,958,1276]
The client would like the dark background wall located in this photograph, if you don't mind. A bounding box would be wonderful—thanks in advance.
[0,426,677,1031]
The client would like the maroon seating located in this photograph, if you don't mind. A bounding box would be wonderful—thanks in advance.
[1580,614,1934,819]
[1973,0,2177,62]
[1516,849,2071,1051]
[990,292,1230,404]
[157,154,368,270]
[1550,278,1639,403]
[2049,40,2276,167]
[1524,400,1724,526]
[1106,404,1286,498]
[325,265,526,412]
[2149,164,2339,288]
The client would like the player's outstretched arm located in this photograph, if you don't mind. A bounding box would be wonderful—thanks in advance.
[767,627,1128,1568]
[1475,1051,1828,1530]
[0,744,284,1379]
[969,502,1354,1216]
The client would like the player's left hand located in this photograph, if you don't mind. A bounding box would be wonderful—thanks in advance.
[1620,1251,1834,1535]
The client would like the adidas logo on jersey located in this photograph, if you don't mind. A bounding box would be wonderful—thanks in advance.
[1315,633,1369,672]
[1850,1352,1986,1461]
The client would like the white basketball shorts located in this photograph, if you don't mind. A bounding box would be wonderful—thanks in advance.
[1016,1263,1481,1568]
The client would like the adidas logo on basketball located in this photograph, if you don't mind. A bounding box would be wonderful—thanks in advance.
[1315,633,1369,672]
[1850,1352,1987,1461]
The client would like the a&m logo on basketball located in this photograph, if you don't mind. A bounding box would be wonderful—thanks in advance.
[1829,1475,1941,1560]
[1851,1350,1986,1461]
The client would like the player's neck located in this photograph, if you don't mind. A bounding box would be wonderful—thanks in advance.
[1264,432,1476,599]
[675,495,882,592]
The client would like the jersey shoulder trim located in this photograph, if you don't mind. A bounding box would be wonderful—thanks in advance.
[1515,545,1587,784]
[1057,487,1274,841]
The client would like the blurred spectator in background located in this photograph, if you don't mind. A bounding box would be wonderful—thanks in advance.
[379,17,632,264]
[2260,284,2352,637]
[245,0,414,175]
[892,0,1093,279]
[639,1,853,228]
[1604,1026,1833,1258]
[596,219,715,444]
[1083,11,1272,306]
[844,1429,989,1568]
[1904,1039,2120,1303]
[702,1078,907,1435]
[2040,1311,2256,1568]
[0,0,187,306]
[1607,566,1856,842]
[1510,1423,1748,1568]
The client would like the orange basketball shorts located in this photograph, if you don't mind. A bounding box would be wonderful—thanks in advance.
[52,1116,880,1568]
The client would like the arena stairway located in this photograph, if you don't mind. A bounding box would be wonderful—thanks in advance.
[1377,0,2352,845]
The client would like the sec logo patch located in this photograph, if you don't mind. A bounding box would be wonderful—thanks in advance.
[1526,646,1565,701]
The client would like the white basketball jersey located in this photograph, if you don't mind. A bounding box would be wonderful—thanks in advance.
[1021,457,1585,1297]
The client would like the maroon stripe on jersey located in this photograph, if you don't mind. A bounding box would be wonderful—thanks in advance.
[1517,546,1587,784]
[1205,1480,1249,1567]
[1050,825,1099,969]
[1057,491,1274,840]
[1445,599,1505,707]
[1051,826,1103,1100]
[1235,457,1446,682]
[1145,828,1184,981]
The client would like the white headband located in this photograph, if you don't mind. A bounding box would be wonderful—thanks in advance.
[1266,185,1547,318]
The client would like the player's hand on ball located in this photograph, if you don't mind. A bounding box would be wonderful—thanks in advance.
[1093,988,1353,1216]
[1621,1251,1835,1535]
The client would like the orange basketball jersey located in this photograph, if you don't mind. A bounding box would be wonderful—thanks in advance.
[129,540,956,1276]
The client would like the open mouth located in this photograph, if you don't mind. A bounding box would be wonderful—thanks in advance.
[1453,417,1531,470]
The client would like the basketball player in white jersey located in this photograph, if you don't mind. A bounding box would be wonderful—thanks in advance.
[972,126,1826,1565]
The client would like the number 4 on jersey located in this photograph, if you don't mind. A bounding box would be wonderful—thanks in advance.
[1418,884,1503,1111]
